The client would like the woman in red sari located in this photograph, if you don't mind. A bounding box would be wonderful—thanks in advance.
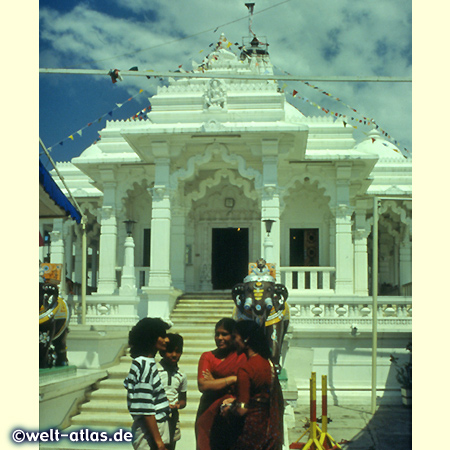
[195,318,247,450]
[218,320,284,450]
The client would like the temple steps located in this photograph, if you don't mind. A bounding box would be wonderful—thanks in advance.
[40,294,235,450]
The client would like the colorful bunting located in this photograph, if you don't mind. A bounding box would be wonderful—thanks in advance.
[108,69,123,84]
[47,89,148,152]
[271,63,410,156]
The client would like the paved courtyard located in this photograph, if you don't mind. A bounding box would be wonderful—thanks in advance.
[288,404,412,450]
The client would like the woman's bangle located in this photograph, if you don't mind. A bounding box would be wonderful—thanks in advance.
[225,378,228,386]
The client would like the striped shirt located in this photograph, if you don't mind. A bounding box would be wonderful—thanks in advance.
[157,361,188,405]
[124,356,170,422]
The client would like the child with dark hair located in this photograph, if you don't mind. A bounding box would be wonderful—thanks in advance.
[157,333,188,450]
[124,318,171,450]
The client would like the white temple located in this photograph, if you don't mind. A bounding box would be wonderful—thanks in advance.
[39,33,412,433]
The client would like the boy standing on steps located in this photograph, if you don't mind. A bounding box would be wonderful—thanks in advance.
[157,333,188,450]
[124,318,171,450]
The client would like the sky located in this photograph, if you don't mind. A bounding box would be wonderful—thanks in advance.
[39,0,412,167]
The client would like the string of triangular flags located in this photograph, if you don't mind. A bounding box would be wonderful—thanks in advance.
[47,89,149,152]
[48,32,410,159]
[272,64,410,157]
[166,36,410,158]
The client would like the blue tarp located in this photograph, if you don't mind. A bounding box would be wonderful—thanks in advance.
[39,160,82,223]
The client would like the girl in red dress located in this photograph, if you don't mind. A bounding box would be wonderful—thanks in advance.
[218,320,284,450]
[195,318,247,450]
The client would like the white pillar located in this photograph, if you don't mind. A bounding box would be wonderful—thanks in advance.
[91,242,98,288]
[261,140,280,273]
[74,231,83,286]
[334,166,354,295]
[63,221,74,282]
[120,235,137,295]
[353,202,370,296]
[148,154,172,289]
[96,179,118,295]
[328,217,336,268]
[199,222,212,291]
[171,207,186,291]
[399,233,412,287]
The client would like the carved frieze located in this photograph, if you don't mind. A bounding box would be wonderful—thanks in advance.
[203,79,227,111]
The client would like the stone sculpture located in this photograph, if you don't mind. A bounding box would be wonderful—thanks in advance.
[39,282,70,368]
[231,258,289,373]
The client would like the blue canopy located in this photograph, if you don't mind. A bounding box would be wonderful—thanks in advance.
[39,160,81,224]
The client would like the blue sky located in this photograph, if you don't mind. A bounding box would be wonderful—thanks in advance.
[39,0,412,167]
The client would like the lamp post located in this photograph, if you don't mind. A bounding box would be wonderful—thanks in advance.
[120,220,137,295]
[262,219,275,263]
[124,220,136,237]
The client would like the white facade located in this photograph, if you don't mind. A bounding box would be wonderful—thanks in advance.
[42,34,412,403]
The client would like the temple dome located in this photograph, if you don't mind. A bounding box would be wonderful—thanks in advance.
[284,101,306,122]
[354,128,408,162]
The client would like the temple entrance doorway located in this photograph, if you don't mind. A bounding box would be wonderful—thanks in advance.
[211,227,249,290]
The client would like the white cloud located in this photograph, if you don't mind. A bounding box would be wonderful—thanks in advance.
[40,0,412,153]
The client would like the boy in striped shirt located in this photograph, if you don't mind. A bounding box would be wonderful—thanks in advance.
[157,333,188,450]
[124,318,171,450]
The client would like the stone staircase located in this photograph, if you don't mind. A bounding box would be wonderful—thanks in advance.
[40,292,235,449]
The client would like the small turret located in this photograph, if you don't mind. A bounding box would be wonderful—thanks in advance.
[240,35,269,59]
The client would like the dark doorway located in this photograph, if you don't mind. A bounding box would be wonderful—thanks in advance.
[212,228,249,290]
[290,228,319,288]
[289,228,319,266]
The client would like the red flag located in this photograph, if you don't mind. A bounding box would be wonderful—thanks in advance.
[293,90,298,96]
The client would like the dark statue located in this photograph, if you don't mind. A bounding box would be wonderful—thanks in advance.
[232,258,289,373]
[39,282,70,369]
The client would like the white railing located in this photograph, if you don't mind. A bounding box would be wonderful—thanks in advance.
[287,296,412,327]
[279,266,335,293]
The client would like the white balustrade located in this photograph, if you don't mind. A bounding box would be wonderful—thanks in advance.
[287,297,412,328]
[280,266,335,293]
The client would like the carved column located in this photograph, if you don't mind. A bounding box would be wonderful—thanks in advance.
[96,178,118,295]
[334,165,354,295]
[90,242,98,289]
[171,205,186,291]
[63,221,74,282]
[261,139,280,272]
[399,231,412,287]
[354,201,370,296]
[120,234,137,295]
[148,146,173,289]
[72,228,83,297]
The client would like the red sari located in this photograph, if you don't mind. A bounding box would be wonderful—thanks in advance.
[196,350,246,450]
[230,354,284,450]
